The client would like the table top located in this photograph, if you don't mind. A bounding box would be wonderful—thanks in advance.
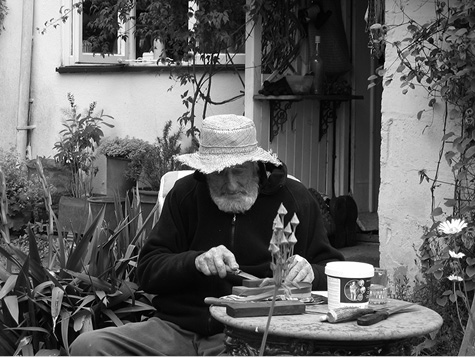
[210,298,443,343]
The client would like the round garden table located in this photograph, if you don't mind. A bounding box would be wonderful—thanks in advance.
[210,298,443,355]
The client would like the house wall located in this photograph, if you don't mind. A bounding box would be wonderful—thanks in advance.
[380,0,454,286]
[0,0,244,182]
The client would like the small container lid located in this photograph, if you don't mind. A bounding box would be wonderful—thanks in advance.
[325,261,374,278]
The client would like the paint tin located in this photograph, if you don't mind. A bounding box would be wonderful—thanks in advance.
[325,261,374,310]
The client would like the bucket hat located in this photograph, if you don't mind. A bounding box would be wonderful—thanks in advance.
[175,114,281,174]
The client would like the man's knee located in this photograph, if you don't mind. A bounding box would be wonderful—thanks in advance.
[70,330,111,356]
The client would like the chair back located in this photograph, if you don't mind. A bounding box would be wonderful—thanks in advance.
[157,170,194,216]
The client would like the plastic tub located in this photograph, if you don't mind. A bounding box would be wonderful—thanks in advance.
[325,261,374,310]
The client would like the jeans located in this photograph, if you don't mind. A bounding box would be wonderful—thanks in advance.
[69,317,226,356]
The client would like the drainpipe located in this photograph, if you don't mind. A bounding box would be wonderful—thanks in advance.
[16,0,36,161]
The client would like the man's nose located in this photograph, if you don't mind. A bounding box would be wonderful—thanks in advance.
[225,171,240,192]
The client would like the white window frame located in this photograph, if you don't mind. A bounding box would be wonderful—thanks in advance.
[61,0,245,67]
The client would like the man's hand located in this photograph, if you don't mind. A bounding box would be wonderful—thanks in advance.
[285,254,314,285]
[195,245,239,278]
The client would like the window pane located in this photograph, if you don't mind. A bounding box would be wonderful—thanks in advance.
[82,0,120,55]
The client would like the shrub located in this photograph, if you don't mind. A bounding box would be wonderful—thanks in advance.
[126,120,183,191]
[0,158,156,355]
[0,148,50,232]
[98,136,149,159]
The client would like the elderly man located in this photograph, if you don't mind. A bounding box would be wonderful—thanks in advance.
[71,114,344,356]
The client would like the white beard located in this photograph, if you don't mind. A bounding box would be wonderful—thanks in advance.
[209,178,260,214]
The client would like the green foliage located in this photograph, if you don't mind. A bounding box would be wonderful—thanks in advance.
[98,136,149,159]
[53,93,114,198]
[0,148,51,232]
[126,120,183,191]
[0,158,156,355]
[249,0,304,75]
[137,0,248,136]
[0,0,7,33]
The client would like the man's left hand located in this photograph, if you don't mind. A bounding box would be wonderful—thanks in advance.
[285,254,314,285]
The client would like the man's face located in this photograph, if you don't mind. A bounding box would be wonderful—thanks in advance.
[207,161,259,213]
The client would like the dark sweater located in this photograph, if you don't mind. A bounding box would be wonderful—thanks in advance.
[137,163,344,336]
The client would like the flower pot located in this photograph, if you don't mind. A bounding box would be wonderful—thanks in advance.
[58,196,89,234]
[58,195,125,234]
[138,190,159,234]
[92,156,135,199]
[88,195,126,232]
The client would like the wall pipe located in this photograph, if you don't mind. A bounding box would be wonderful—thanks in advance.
[16,0,35,161]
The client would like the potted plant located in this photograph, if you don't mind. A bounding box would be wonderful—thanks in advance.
[95,136,149,198]
[54,93,114,234]
[126,120,183,232]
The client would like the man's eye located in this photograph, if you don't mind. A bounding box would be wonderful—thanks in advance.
[231,168,245,175]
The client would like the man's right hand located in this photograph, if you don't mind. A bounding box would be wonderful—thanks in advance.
[195,245,239,278]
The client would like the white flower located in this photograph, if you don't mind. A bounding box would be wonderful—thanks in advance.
[449,250,466,259]
[448,274,464,282]
[438,218,468,235]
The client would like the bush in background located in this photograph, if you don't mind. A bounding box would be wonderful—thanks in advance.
[0,148,50,232]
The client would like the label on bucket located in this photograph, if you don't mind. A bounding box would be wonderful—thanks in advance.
[327,275,371,310]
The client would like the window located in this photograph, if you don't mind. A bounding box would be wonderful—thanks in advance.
[61,0,245,67]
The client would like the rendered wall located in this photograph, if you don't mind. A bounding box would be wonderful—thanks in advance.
[380,0,454,286]
[0,0,24,150]
[0,0,244,161]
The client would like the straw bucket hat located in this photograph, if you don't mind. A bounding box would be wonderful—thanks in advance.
[176,114,281,174]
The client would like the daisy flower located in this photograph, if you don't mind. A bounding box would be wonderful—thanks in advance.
[449,250,465,259]
[448,274,464,282]
[438,218,467,235]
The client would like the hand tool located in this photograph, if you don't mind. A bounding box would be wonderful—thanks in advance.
[231,269,260,280]
[357,302,418,326]
[327,307,376,323]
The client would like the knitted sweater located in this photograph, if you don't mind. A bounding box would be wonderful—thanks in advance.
[137,163,344,336]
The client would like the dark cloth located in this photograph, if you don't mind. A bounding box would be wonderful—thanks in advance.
[137,162,344,336]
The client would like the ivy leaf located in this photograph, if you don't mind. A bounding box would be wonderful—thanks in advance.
[431,207,443,217]
[466,265,475,278]
[449,293,457,303]
[444,199,457,207]
[428,98,436,107]
[465,146,475,158]
[442,132,455,141]
[467,257,475,265]
[397,63,406,72]
[367,82,377,90]
[436,296,448,306]
[417,110,424,120]
[434,268,444,279]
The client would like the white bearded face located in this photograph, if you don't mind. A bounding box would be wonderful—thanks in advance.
[207,161,260,213]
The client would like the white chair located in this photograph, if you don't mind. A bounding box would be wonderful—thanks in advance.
[157,170,194,217]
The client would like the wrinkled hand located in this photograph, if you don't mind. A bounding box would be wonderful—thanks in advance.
[195,245,239,278]
[259,254,315,287]
[285,254,314,285]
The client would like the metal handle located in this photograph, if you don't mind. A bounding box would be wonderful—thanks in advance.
[357,311,390,326]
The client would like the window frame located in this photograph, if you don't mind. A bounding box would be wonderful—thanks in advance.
[60,0,245,67]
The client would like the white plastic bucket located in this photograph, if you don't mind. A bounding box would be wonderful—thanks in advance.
[325,261,374,310]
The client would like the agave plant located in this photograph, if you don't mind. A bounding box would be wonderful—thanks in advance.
[0,158,157,355]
